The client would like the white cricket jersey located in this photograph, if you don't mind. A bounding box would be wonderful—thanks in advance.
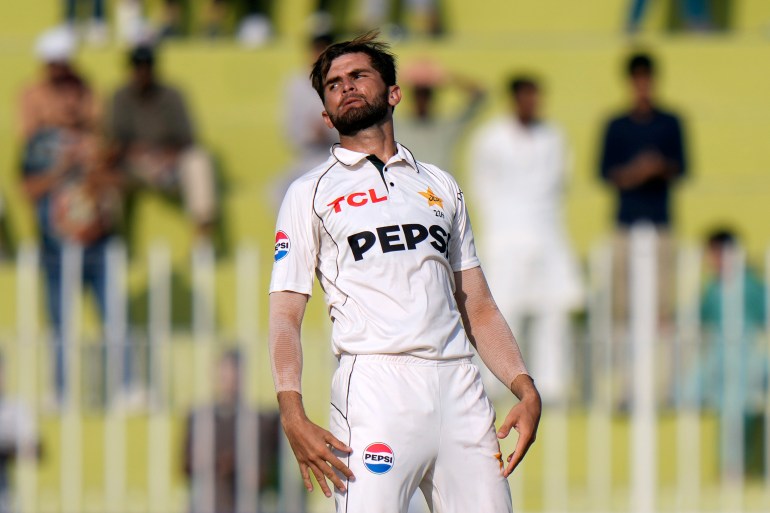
[270,143,480,359]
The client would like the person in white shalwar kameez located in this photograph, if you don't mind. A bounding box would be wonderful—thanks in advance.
[468,76,583,404]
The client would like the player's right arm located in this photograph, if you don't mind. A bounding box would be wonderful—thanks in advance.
[270,291,354,498]
[269,175,354,498]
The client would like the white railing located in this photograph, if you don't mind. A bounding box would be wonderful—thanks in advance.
[1,227,769,512]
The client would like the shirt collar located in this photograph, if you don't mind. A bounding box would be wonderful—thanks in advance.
[330,142,419,172]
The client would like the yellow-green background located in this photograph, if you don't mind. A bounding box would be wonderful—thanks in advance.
[1,0,770,511]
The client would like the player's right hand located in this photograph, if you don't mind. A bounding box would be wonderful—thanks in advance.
[280,395,355,497]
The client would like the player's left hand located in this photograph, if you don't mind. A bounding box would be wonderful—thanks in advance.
[497,376,541,478]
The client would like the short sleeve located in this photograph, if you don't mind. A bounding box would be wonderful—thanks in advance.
[269,178,320,295]
[448,181,480,272]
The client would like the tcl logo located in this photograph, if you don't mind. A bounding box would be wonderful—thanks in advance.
[327,189,388,213]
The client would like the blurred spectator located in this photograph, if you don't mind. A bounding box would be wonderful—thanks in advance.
[468,76,583,404]
[201,0,274,46]
[183,350,280,513]
[21,73,123,404]
[105,45,218,242]
[18,27,99,143]
[115,0,153,44]
[689,229,768,410]
[599,52,687,325]
[627,0,717,33]
[356,0,444,37]
[275,32,337,202]
[64,0,109,44]
[310,0,352,36]
[686,229,768,476]
[158,0,185,38]
[0,353,41,513]
[395,59,485,172]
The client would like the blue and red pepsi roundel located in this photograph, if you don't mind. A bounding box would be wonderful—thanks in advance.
[274,231,290,262]
[363,442,394,474]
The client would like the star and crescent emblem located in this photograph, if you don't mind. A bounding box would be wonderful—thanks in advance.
[419,187,443,209]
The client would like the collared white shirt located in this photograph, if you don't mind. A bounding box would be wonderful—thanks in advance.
[270,143,480,359]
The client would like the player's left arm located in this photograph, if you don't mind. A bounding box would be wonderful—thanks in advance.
[454,266,542,477]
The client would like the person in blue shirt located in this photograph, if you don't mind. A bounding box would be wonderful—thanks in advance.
[599,52,688,325]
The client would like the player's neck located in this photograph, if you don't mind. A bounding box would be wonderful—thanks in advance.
[338,119,398,165]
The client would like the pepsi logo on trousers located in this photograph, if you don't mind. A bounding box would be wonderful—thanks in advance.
[363,442,394,474]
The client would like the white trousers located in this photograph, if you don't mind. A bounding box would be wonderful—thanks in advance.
[330,354,512,513]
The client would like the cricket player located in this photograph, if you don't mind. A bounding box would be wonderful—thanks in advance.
[269,32,541,513]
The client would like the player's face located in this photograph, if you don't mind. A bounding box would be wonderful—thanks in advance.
[321,52,401,136]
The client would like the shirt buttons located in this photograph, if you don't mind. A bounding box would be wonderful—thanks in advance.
[389,182,395,187]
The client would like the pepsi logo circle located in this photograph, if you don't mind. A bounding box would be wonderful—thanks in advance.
[274,231,290,261]
[363,442,394,474]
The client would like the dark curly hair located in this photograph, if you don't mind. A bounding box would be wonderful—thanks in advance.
[310,31,397,103]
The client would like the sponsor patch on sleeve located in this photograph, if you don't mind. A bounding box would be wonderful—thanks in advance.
[274,230,291,262]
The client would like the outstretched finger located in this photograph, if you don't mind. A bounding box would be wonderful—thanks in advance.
[313,451,349,492]
[327,451,356,481]
[323,461,349,492]
[299,462,313,492]
[309,462,333,498]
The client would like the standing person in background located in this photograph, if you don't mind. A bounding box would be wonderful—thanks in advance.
[357,0,445,37]
[311,0,352,36]
[270,33,540,512]
[63,0,109,44]
[202,0,274,46]
[183,350,280,513]
[21,73,123,405]
[105,45,218,243]
[395,59,485,173]
[19,27,99,143]
[599,52,687,326]
[687,228,768,476]
[627,0,716,33]
[690,228,768,411]
[468,76,583,405]
[276,31,338,202]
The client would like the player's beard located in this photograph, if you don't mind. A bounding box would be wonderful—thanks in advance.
[328,90,390,136]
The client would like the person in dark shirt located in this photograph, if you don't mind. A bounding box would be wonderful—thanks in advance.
[183,350,280,513]
[105,45,217,242]
[599,52,687,325]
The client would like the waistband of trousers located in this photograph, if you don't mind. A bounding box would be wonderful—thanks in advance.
[338,353,473,367]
